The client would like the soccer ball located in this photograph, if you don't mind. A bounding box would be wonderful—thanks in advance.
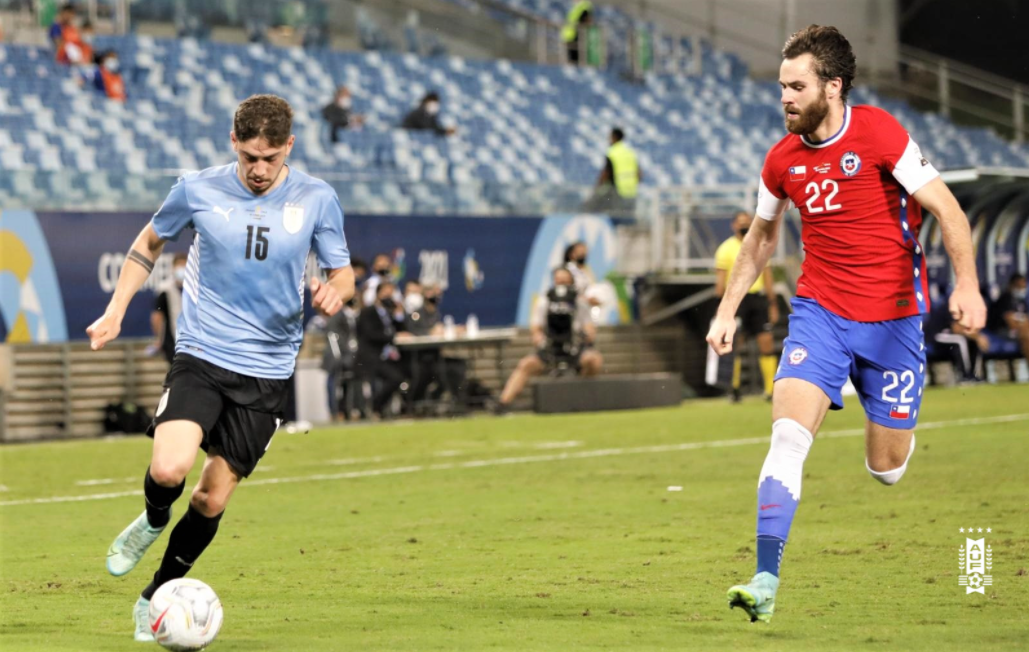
[149,578,223,650]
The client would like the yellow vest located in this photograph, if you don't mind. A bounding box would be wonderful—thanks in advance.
[607,141,639,199]
[715,236,765,294]
[562,1,593,43]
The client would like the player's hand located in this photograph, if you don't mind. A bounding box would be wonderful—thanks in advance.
[706,314,737,356]
[310,277,344,317]
[86,311,123,351]
[949,283,987,331]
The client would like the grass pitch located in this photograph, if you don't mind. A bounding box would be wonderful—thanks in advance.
[2,384,1027,651]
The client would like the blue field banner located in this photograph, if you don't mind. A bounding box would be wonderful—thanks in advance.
[1,210,550,342]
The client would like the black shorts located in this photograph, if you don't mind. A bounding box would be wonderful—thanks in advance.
[148,353,289,478]
[738,293,772,337]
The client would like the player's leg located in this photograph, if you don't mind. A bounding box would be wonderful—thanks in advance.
[850,313,926,485]
[141,454,240,602]
[865,421,915,485]
[107,361,222,579]
[728,298,850,623]
[497,353,545,408]
[579,349,603,377]
[134,454,241,642]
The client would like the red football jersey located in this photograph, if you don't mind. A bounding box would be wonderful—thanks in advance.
[756,105,940,322]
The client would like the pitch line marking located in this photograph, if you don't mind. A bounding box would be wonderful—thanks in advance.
[2,413,1026,508]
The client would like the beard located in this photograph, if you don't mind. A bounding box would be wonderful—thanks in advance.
[784,89,830,136]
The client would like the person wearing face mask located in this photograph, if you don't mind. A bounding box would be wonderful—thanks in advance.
[356,281,407,418]
[151,253,188,364]
[362,253,403,306]
[495,267,602,413]
[321,86,365,144]
[983,273,1029,362]
[93,50,126,102]
[401,91,456,137]
[714,211,780,402]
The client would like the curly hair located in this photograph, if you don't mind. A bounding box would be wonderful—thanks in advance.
[233,94,293,146]
[782,25,856,102]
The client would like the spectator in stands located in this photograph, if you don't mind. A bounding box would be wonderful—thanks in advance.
[495,267,602,412]
[983,273,1029,360]
[321,86,365,143]
[403,280,424,315]
[562,1,594,65]
[356,281,408,418]
[715,211,779,402]
[584,128,640,217]
[65,20,94,66]
[402,92,456,136]
[93,50,127,102]
[151,253,188,364]
[322,297,361,421]
[49,3,81,65]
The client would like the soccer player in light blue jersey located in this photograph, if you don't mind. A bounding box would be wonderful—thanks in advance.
[86,95,355,641]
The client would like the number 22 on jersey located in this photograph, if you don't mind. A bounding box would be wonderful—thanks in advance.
[804,179,843,214]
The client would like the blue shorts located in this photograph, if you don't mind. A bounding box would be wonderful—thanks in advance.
[775,297,927,430]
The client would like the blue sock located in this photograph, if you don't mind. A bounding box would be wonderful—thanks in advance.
[756,535,786,576]
[753,419,813,578]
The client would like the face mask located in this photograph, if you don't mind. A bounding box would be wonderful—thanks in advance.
[375,268,390,277]
[425,101,440,116]
[104,58,120,73]
[337,97,352,109]
[554,283,573,297]
[1014,287,1027,301]
[574,256,587,265]
[380,298,396,311]
[404,293,424,313]
[739,227,749,237]
[426,295,439,306]
[174,267,186,283]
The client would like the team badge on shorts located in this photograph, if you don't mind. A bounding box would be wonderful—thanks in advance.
[840,151,862,176]
[283,203,305,235]
[788,347,808,365]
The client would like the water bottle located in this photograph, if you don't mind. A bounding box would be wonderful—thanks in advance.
[443,315,456,340]
[466,313,479,338]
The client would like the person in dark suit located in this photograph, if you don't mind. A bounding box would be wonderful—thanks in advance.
[356,281,407,417]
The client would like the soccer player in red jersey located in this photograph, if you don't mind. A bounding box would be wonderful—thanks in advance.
[706,25,987,622]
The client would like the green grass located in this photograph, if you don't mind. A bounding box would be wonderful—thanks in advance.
[2,384,1028,651]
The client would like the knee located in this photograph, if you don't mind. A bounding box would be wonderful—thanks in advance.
[866,436,916,485]
[149,461,189,487]
[518,356,541,374]
[190,488,227,517]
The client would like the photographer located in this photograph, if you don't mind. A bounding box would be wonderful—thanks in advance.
[496,267,603,411]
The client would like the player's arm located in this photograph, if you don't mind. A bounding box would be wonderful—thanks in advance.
[706,176,788,354]
[88,224,167,350]
[310,266,355,317]
[912,178,987,330]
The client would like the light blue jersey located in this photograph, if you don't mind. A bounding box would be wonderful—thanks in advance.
[151,164,350,379]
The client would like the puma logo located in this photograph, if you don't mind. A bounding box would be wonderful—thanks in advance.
[213,206,234,221]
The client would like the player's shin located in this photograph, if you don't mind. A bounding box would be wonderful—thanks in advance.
[142,505,224,600]
[755,418,813,577]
